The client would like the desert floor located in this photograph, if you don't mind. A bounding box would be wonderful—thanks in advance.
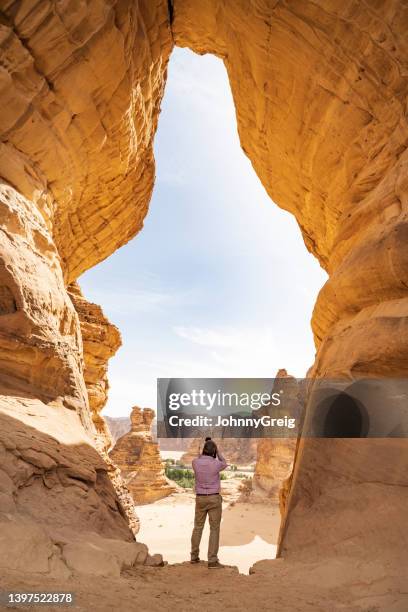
[1,475,406,610]
[3,553,406,612]
[136,491,279,573]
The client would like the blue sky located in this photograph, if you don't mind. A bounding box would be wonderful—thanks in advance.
[79,48,327,417]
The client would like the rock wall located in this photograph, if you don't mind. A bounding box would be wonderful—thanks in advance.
[157,436,191,452]
[0,0,173,574]
[109,407,176,504]
[67,282,121,451]
[172,0,408,566]
[252,439,296,504]
[252,371,301,505]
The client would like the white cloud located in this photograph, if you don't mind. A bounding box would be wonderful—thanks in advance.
[173,325,249,348]
[83,287,195,316]
[172,324,305,377]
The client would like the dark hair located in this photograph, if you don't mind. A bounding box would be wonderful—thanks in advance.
[202,439,217,458]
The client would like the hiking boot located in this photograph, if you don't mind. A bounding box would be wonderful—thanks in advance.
[208,561,225,569]
[190,557,200,564]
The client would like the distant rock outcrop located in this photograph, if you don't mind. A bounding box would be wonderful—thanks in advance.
[105,415,190,452]
[157,437,191,452]
[181,438,257,467]
[109,407,176,505]
[105,416,131,445]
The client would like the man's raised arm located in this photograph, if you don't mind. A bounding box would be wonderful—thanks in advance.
[216,448,227,471]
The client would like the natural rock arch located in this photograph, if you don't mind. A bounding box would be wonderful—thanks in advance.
[0,0,407,575]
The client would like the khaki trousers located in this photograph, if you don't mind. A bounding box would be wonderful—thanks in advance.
[191,494,222,563]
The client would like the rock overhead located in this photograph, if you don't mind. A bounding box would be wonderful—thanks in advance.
[110,407,176,505]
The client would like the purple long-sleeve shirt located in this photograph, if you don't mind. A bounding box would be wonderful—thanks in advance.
[192,452,227,494]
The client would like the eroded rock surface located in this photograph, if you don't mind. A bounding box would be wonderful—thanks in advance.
[67,282,121,451]
[110,407,176,505]
[252,371,301,507]
[0,0,172,576]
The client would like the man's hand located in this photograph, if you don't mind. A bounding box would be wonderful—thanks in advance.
[215,446,227,470]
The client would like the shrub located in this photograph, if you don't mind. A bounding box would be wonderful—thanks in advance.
[165,465,195,489]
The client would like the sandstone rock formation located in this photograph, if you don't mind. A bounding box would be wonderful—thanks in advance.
[0,0,408,589]
[251,370,301,506]
[68,282,121,451]
[105,414,191,451]
[110,407,176,505]
[252,439,296,504]
[0,0,172,576]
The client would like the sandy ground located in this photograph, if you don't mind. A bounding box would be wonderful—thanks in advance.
[136,491,279,573]
[2,489,406,611]
[2,477,406,610]
[2,556,406,612]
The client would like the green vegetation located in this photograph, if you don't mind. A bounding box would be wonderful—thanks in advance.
[164,460,227,488]
[165,465,195,488]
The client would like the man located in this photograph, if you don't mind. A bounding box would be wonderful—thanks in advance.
[190,437,227,569]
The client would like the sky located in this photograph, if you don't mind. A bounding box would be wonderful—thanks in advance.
[79,48,327,417]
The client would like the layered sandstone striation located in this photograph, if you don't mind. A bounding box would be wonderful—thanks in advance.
[0,0,172,576]
[67,282,121,451]
[110,407,176,505]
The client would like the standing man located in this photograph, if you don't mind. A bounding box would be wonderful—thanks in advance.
[190,437,227,569]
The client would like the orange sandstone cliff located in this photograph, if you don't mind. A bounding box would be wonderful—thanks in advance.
[252,371,300,506]
[0,0,172,576]
[109,406,176,505]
